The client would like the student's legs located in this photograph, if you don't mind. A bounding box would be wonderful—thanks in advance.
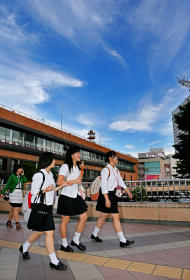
[60,215,70,248]
[75,212,88,233]
[60,215,70,238]
[22,231,43,253]
[72,212,88,245]
[110,213,122,233]
[45,230,55,254]
[96,212,109,229]
[13,207,20,223]
[92,212,109,237]
[111,213,126,243]
[8,206,13,221]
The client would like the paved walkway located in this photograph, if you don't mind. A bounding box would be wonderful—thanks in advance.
[0,213,190,280]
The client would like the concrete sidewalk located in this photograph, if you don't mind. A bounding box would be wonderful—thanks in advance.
[0,213,190,280]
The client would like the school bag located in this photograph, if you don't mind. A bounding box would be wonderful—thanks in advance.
[22,171,45,223]
[90,167,110,201]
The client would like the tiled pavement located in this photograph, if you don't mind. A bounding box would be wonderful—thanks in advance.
[0,213,190,280]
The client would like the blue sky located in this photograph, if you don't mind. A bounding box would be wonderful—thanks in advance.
[0,0,190,157]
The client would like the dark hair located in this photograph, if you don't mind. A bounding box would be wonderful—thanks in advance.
[13,164,23,174]
[64,144,81,172]
[38,152,54,169]
[105,150,117,163]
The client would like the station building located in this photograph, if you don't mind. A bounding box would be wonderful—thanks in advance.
[0,106,138,182]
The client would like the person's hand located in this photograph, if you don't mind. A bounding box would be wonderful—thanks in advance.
[62,181,72,187]
[128,191,133,199]
[43,184,54,193]
[75,177,82,184]
[105,198,111,208]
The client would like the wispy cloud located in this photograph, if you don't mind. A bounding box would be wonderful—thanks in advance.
[0,4,84,116]
[23,0,126,64]
[109,86,189,135]
[126,0,190,68]
[125,144,135,149]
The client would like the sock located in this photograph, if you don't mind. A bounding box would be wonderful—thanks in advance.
[73,232,81,245]
[23,241,31,253]
[61,238,68,248]
[49,252,59,265]
[117,231,126,243]
[92,226,100,237]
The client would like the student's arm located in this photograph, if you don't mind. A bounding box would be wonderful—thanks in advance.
[101,169,111,208]
[1,174,13,195]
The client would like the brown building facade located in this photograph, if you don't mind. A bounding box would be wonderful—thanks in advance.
[0,106,138,182]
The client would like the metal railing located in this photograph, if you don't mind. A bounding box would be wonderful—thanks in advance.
[1,179,190,205]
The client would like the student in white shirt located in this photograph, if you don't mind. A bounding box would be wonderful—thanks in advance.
[57,145,88,252]
[91,150,135,248]
[19,152,69,271]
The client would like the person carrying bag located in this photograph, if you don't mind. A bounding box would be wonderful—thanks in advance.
[19,152,70,271]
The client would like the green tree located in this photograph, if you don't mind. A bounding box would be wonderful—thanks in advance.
[173,99,190,178]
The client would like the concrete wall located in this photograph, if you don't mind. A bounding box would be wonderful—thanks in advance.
[86,201,190,223]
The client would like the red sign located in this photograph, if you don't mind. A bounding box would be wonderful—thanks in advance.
[145,174,160,180]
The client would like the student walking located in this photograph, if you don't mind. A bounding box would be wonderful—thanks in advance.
[19,152,69,271]
[57,145,88,252]
[91,150,135,248]
[1,165,27,230]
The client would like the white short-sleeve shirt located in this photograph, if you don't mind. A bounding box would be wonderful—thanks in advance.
[31,169,55,205]
[59,164,81,198]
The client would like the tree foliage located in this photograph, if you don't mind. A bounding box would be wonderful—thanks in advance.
[173,99,190,178]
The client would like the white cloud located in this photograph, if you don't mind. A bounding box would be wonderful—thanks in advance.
[23,0,125,64]
[127,0,190,67]
[77,114,95,127]
[109,86,189,135]
[149,140,161,146]
[125,144,135,149]
[0,63,84,109]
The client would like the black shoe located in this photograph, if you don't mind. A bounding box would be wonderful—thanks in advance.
[19,245,30,260]
[91,234,103,242]
[50,261,67,271]
[120,240,135,248]
[70,240,86,251]
[60,244,74,252]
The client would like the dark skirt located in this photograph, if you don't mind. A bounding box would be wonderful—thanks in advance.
[57,194,88,216]
[96,190,118,213]
[9,202,22,208]
[27,205,55,232]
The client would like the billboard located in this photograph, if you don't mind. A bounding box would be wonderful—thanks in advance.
[145,174,160,180]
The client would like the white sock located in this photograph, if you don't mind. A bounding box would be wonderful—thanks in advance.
[117,231,126,243]
[93,226,100,237]
[23,241,31,253]
[62,238,68,248]
[73,232,81,245]
[49,252,59,265]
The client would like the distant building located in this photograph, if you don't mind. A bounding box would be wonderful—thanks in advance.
[138,148,177,180]
[0,105,138,182]
[172,95,190,145]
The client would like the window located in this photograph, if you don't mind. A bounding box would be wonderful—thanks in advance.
[0,126,6,141]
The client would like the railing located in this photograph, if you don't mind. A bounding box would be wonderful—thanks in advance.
[1,180,190,205]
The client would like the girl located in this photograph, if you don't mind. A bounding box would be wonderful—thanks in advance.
[91,150,135,248]
[57,145,88,252]
[1,165,27,230]
[19,152,69,271]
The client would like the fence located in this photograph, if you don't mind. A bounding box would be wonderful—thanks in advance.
[1,179,190,207]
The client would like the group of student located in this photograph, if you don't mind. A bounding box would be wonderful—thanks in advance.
[1,145,134,271]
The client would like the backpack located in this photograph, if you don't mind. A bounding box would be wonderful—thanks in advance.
[90,167,110,201]
[22,171,45,223]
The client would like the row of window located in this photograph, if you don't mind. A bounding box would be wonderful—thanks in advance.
[0,125,134,172]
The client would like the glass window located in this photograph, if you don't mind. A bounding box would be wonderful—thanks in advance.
[12,130,20,144]
[36,137,43,150]
[0,126,6,141]
[24,133,35,148]
[46,140,51,151]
